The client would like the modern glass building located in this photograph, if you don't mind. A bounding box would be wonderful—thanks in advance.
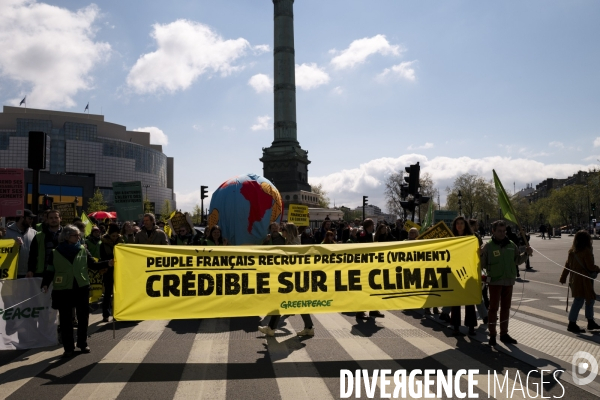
[0,106,175,214]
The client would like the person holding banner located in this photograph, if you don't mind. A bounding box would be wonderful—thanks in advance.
[356,219,385,320]
[100,224,124,322]
[448,216,478,336]
[559,230,600,333]
[259,223,316,337]
[206,225,229,246]
[41,224,113,357]
[5,209,37,278]
[85,226,102,259]
[481,220,532,346]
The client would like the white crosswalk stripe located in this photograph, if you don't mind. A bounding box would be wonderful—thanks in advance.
[2,306,599,399]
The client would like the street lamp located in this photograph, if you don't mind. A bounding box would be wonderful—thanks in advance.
[457,190,462,216]
[143,185,151,200]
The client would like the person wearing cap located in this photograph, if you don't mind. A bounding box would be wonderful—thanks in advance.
[5,210,37,279]
[100,223,124,322]
[85,226,102,259]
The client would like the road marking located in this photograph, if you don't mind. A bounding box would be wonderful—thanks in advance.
[268,318,334,400]
[173,318,230,400]
[525,279,568,289]
[0,312,103,398]
[62,319,170,400]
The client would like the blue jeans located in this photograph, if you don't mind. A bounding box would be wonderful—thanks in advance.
[569,297,595,322]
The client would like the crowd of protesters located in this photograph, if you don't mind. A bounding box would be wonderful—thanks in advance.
[1,208,598,357]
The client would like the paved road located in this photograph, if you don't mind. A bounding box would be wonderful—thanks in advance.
[1,235,599,399]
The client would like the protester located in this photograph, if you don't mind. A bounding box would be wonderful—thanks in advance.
[313,218,331,244]
[405,227,419,241]
[356,218,384,320]
[35,210,49,232]
[120,221,135,243]
[134,213,169,245]
[559,230,600,333]
[469,219,489,325]
[206,225,228,245]
[539,224,546,239]
[300,227,314,244]
[85,226,102,259]
[374,223,393,242]
[480,220,532,346]
[447,216,478,336]
[321,230,336,244]
[41,224,112,357]
[5,210,36,278]
[27,209,63,277]
[347,227,358,243]
[100,223,123,322]
[170,224,197,245]
[263,222,285,245]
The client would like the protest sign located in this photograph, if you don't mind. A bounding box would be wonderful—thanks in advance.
[53,202,77,225]
[0,239,19,280]
[114,237,480,321]
[403,220,421,232]
[112,181,144,222]
[0,278,58,349]
[288,204,309,225]
[417,221,454,240]
[0,168,24,217]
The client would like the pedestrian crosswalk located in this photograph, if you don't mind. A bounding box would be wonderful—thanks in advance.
[1,306,599,400]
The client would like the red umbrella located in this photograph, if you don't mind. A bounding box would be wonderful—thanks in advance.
[88,211,117,220]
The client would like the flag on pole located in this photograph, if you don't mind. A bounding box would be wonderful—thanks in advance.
[81,211,94,237]
[84,102,89,112]
[419,200,435,233]
[493,170,519,224]
[19,96,26,106]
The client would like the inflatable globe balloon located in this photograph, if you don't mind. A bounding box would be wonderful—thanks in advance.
[208,174,282,245]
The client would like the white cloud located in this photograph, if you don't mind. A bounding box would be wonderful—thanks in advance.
[295,63,330,90]
[549,141,564,148]
[594,137,600,147]
[309,154,596,211]
[407,142,433,150]
[174,188,211,214]
[0,0,111,108]
[332,86,344,95]
[251,115,272,131]
[248,73,272,93]
[134,126,168,145]
[330,34,402,70]
[253,44,270,54]
[126,19,250,94]
[378,61,417,82]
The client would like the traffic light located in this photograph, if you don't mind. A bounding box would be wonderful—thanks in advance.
[400,184,409,199]
[592,203,596,212]
[42,195,54,211]
[362,196,368,207]
[201,186,209,199]
[404,162,420,195]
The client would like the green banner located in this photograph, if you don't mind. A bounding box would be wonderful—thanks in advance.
[112,181,144,222]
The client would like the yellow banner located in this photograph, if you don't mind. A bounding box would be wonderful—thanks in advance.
[0,239,19,280]
[113,237,481,321]
[288,204,309,225]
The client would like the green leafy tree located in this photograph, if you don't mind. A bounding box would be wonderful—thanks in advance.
[445,173,497,220]
[159,199,172,222]
[311,183,330,208]
[87,188,108,213]
[192,204,202,224]
[144,199,154,214]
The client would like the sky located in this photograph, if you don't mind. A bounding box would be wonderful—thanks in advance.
[1,0,599,214]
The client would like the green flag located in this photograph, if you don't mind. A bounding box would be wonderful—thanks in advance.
[81,212,94,237]
[420,201,435,233]
[492,170,519,224]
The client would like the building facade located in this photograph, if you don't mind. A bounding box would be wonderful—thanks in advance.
[0,106,175,214]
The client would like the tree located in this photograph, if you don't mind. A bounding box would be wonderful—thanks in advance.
[159,199,172,221]
[445,173,497,220]
[192,204,202,224]
[384,171,439,219]
[340,206,363,222]
[144,199,154,214]
[87,188,107,213]
[311,183,330,208]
